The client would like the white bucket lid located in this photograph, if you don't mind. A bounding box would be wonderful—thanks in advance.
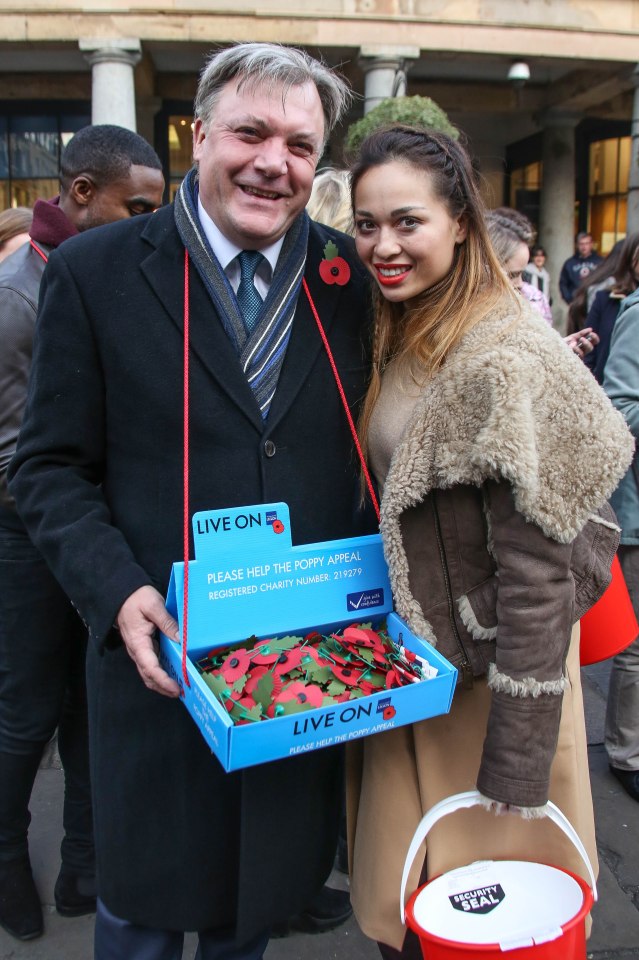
[411,859,584,949]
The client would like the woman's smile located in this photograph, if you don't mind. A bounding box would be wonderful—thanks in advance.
[375,263,413,286]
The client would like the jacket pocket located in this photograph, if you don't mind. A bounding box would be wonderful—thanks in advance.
[456,577,498,674]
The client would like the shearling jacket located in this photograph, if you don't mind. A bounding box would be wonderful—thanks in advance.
[380,299,634,809]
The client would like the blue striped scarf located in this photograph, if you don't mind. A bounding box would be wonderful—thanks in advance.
[174,167,308,419]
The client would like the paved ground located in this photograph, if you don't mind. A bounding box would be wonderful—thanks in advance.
[0,661,637,960]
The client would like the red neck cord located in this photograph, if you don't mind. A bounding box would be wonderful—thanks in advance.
[180,255,380,684]
[301,278,380,523]
[29,239,48,264]
[182,250,191,686]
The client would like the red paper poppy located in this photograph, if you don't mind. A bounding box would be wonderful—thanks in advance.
[383,705,396,720]
[225,692,252,711]
[271,519,285,534]
[325,646,350,666]
[342,625,377,648]
[252,640,279,665]
[385,670,401,690]
[244,666,268,695]
[219,648,251,682]
[331,664,364,686]
[319,256,350,286]
[277,681,324,708]
[299,643,322,663]
[272,647,303,676]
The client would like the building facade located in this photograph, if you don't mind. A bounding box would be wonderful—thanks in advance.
[1,0,638,316]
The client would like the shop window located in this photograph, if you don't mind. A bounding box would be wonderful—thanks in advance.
[168,116,193,201]
[509,161,542,208]
[0,111,89,210]
[588,137,630,254]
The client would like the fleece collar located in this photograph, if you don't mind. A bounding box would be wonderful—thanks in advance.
[380,297,633,545]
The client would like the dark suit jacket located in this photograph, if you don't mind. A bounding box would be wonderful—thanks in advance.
[10,205,373,934]
[584,288,623,383]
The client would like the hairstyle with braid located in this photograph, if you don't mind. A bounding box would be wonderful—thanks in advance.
[485,206,535,267]
[350,125,516,466]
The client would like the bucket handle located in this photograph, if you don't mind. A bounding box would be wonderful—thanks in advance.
[400,790,598,924]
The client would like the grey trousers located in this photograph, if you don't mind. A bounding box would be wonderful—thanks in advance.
[605,545,639,771]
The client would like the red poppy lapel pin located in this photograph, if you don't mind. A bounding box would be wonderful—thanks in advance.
[319,240,351,286]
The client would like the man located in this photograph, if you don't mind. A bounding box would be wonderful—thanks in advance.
[10,44,371,960]
[559,231,603,303]
[602,285,639,803]
[0,124,164,942]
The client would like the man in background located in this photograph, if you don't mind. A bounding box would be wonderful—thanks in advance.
[559,231,603,303]
[0,124,164,941]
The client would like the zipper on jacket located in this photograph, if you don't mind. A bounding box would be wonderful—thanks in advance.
[431,493,474,689]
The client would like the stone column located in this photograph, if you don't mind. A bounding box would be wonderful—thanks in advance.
[626,65,639,234]
[79,38,142,131]
[538,111,581,332]
[358,45,420,114]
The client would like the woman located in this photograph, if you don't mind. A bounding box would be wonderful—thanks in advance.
[486,207,552,324]
[306,167,353,235]
[0,207,32,263]
[524,244,551,303]
[486,206,598,358]
[585,232,639,383]
[346,126,633,959]
[567,239,623,335]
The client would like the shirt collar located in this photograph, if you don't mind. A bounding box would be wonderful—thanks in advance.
[197,197,285,277]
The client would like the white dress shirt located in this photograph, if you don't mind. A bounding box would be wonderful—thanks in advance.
[197,197,285,300]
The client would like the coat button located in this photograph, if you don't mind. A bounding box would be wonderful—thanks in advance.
[264,440,276,458]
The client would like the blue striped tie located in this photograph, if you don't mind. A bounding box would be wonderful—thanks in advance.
[236,251,265,333]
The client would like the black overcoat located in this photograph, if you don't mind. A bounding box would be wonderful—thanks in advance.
[9,205,373,935]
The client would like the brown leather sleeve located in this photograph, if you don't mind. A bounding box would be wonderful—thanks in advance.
[476,480,575,807]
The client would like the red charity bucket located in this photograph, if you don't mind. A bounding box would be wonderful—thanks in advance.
[405,866,593,960]
[400,792,597,960]
[580,554,638,665]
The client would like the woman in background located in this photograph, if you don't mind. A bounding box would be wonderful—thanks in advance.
[306,167,353,235]
[523,244,551,303]
[585,232,639,383]
[0,207,32,263]
[486,206,598,358]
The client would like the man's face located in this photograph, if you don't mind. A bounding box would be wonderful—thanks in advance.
[577,234,594,258]
[193,78,325,249]
[80,164,165,231]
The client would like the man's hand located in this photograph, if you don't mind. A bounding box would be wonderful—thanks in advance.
[116,585,182,698]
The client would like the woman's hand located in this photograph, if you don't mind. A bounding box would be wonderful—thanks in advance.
[564,327,599,359]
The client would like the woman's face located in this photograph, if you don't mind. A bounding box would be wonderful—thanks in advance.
[532,250,545,269]
[504,241,530,290]
[353,160,466,306]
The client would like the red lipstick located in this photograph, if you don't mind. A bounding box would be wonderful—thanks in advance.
[375,264,412,287]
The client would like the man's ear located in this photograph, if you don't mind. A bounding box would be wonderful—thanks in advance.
[68,175,96,207]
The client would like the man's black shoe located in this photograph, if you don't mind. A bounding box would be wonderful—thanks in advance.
[609,764,639,801]
[0,857,43,940]
[54,866,97,918]
[271,885,352,936]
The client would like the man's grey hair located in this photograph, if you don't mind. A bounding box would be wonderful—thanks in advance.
[194,42,352,144]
